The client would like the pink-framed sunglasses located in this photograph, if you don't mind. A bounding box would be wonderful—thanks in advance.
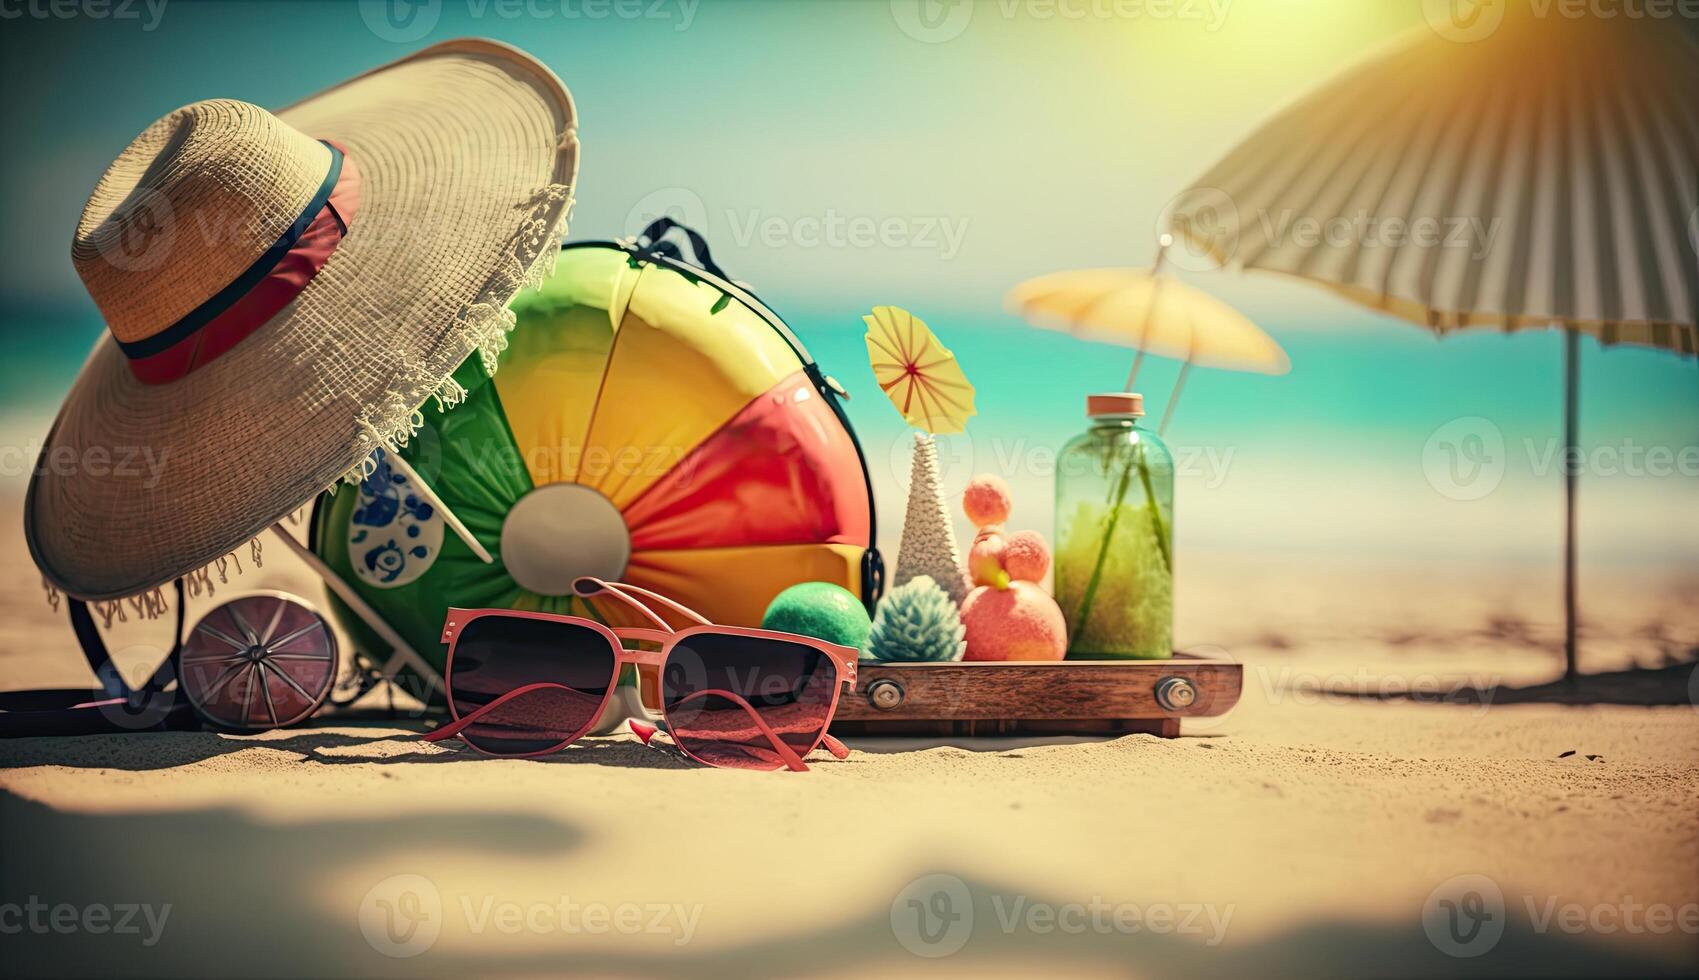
[422,578,858,771]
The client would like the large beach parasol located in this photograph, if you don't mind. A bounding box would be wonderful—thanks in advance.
[1006,250,1290,434]
[1169,3,1699,677]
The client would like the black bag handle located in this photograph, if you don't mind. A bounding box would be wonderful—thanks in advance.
[636,218,731,281]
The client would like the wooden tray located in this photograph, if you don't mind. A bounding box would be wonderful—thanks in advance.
[829,654,1240,738]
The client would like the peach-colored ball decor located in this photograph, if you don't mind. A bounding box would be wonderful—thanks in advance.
[961,582,1066,661]
[967,531,1008,588]
[959,474,1067,660]
[1002,530,1050,583]
[962,474,1012,528]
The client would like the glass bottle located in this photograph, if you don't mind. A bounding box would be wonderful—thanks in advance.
[1054,393,1174,659]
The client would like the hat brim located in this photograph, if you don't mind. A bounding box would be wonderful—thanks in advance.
[26,38,579,600]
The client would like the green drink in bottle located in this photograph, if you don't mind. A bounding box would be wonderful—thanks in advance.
[1054,392,1174,659]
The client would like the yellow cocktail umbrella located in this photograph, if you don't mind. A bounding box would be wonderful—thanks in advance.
[864,305,978,435]
[864,305,979,605]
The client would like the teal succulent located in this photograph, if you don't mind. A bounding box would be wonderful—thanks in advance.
[868,575,966,663]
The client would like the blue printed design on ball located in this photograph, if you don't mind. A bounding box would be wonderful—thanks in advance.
[347,451,445,589]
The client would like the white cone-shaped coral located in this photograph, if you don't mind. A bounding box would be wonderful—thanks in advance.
[894,433,969,606]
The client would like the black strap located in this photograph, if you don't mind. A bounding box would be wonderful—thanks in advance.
[636,217,730,281]
[0,580,192,737]
[66,579,187,696]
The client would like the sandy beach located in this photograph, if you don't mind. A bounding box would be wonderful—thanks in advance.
[2,507,1695,978]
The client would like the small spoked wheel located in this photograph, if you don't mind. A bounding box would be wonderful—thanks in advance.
[179,592,338,730]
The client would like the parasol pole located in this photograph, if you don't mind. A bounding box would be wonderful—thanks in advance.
[1125,350,1146,392]
[1563,325,1579,681]
[1158,359,1192,438]
[1125,240,1172,391]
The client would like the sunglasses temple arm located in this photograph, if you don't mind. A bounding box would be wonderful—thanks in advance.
[671,688,812,772]
[421,681,599,743]
[821,733,851,760]
[575,577,711,627]
[570,580,674,631]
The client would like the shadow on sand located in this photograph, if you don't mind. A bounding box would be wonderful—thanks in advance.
[0,789,1688,978]
[0,724,696,772]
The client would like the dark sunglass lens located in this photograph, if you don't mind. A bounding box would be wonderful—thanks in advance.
[662,634,838,770]
[448,617,617,755]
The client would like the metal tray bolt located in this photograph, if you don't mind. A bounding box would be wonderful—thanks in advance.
[868,679,905,711]
[1155,676,1197,711]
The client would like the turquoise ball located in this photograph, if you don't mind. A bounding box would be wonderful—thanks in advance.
[761,582,872,651]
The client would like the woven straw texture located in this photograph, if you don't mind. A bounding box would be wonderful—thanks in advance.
[26,38,579,601]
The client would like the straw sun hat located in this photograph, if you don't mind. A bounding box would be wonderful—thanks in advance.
[25,38,579,601]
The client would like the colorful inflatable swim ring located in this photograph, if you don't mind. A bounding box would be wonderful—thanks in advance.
[312,235,882,677]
